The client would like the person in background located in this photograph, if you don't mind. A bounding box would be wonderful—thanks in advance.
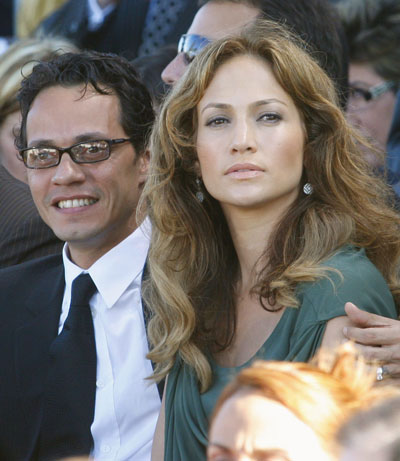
[143,20,400,460]
[0,37,76,267]
[208,345,400,461]
[336,0,400,384]
[338,395,400,461]
[16,0,67,38]
[387,94,400,189]
[0,50,160,460]
[0,37,76,182]
[36,0,198,60]
[161,0,349,108]
[132,45,177,109]
[337,0,400,188]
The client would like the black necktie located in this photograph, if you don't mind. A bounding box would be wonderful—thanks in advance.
[38,273,97,460]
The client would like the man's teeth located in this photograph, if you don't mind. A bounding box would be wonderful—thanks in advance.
[57,198,97,209]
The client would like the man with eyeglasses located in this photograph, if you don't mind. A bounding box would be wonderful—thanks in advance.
[347,78,400,172]
[0,51,161,460]
[339,0,400,187]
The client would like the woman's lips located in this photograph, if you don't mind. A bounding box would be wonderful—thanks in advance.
[225,163,264,178]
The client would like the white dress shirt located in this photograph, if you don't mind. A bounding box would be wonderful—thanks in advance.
[60,219,160,460]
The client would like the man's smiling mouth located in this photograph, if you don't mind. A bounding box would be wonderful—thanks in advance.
[57,198,98,209]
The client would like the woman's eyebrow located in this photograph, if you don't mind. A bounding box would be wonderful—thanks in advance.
[200,102,231,114]
[253,98,287,108]
[200,98,288,115]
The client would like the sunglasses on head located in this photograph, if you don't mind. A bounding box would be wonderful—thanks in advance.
[178,34,211,65]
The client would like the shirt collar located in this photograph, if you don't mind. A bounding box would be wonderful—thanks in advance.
[63,218,151,308]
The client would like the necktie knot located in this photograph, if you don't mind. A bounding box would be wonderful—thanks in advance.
[64,273,96,334]
[71,273,97,307]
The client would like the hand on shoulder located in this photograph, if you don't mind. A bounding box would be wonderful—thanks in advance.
[344,302,400,382]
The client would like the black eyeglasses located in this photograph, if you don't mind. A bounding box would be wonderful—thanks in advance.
[348,80,398,111]
[18,138,131,169]
[178,33,211,64]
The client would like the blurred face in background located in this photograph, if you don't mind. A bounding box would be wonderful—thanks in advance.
[0,110,27,183]
[161,1,259,85]
[208,389,333,461]
[347,62,397,166]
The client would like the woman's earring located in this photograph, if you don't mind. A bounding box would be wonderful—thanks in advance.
[196,177,204,203]
[303,182,313,195]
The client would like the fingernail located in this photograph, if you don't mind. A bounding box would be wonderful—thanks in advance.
[343,327,348,335]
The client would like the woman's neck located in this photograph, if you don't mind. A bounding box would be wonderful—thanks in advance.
[224,206,284,289]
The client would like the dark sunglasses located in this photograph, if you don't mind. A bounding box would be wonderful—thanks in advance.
[178,34,211,65]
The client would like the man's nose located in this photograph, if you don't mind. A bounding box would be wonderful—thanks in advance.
[161,53,188,86]
[51,153,86,185]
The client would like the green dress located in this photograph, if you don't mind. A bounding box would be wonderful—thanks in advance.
[164,247,398,461]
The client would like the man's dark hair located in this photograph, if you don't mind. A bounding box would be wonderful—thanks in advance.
[17,50,155,154]
[198,0,349,107]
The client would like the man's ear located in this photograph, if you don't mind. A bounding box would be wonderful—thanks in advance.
[138,149,150,186]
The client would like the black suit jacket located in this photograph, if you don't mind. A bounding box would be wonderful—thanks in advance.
[0,253,161,460]
[0,166,63,268]
[0,254,63,460]
[37,0,198,60]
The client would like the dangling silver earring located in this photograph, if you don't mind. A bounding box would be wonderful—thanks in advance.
[303,182,313,195]
[196,177,204,203]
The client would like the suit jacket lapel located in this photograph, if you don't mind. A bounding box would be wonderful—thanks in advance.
[15,263,64,439]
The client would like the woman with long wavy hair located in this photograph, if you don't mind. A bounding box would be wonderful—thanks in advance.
[141,20,400,461]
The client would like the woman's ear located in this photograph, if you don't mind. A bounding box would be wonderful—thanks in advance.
[194,159,202,178]
[138,149,150,186]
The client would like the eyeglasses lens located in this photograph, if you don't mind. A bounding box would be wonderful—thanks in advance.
[23,140,111,169]
[71,140,110,162]
[25,148,58,168]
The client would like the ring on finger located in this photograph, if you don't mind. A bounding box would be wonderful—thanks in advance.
[377,366,384,381]
[376,365,390,381]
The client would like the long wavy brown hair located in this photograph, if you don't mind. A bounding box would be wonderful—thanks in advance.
[141,20,400,391]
